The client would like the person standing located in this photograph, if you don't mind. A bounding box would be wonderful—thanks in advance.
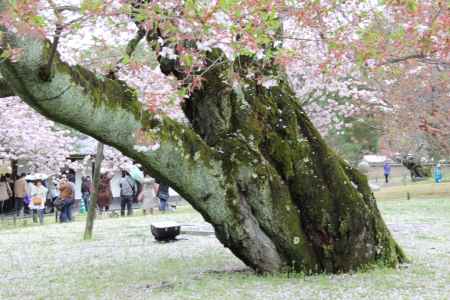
[97,173,112,213]
[384,161,391,184]
[23,176,36,215]
[29,180,48,224]
[0,175,12,214]
[5,174,14,212]
[157,182,170,212]
[5,174,13,188]
[59,176,75,222]
[142,176,157,215]
[434,163,442,183]
[81,176,92,212]
[119,171,136,216]
[14,173,28,216]
[68,175,76,218]
[47,178,59,213]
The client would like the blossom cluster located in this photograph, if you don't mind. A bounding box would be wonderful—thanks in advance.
[0,97,75,173]
[0,0,448,149]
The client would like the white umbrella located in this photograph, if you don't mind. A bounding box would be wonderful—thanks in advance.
[129,165,144,183]
[25,173,48,181]
[25,174,36,181]
[34,173,49,180]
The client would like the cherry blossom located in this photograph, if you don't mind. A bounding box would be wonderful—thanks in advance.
[0,96,75,173]
[0,0,448,149]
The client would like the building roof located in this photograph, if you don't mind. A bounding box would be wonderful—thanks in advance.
[363,155,389,163]
[74,137,97,156]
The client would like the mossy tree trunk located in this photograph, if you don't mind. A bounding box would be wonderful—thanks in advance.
[0,26,406,273]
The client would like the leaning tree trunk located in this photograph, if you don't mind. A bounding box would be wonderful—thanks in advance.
[84,142,104,240]
[0,25,405,273]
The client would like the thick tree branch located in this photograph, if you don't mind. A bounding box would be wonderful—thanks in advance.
[0,26,287,271]
[0,78,14,97]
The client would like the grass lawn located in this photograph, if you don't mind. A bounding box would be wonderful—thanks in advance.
[0,183,449,300]
[374,180,450,201]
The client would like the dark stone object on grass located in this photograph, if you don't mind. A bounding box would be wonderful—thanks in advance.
[151,221,181,241]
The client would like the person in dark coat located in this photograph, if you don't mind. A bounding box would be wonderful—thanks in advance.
[97,173,112,212]
[383,161,391,184]
[157,182,170,212]
[81,176,93,212]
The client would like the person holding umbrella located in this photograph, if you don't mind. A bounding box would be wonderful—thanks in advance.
[119,170,137,216]
[29,179,48,224]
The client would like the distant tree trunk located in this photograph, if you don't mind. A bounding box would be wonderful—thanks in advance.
[10,159,17,210]
[84,142,104,240]
[0,27,406,273]
[401,156,431,180]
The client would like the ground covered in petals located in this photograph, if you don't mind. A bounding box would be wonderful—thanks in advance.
[1,193,449,299]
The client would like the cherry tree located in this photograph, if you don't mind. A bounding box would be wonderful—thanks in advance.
[2,0,447,273]
[0,96,75,173]
[357,1,449,155]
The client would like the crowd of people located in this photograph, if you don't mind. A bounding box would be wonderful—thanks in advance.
[0,170,173,225]
[97,171,171,216]
[0,173,77,224]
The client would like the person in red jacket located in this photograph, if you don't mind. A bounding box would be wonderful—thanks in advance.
[97,173,112,213]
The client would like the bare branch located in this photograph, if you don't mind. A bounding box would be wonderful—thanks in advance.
[378,52,450,70]
[107,28,146,78]
[379,53,426,66]
[40,0,65,80]
[418,58,450,69]
[40,24,63,80]
[282,35,322,42]
[55,5,80,13]
[63,15,90,28]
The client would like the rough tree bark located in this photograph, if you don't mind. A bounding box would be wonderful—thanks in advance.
[0,21,405,273]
